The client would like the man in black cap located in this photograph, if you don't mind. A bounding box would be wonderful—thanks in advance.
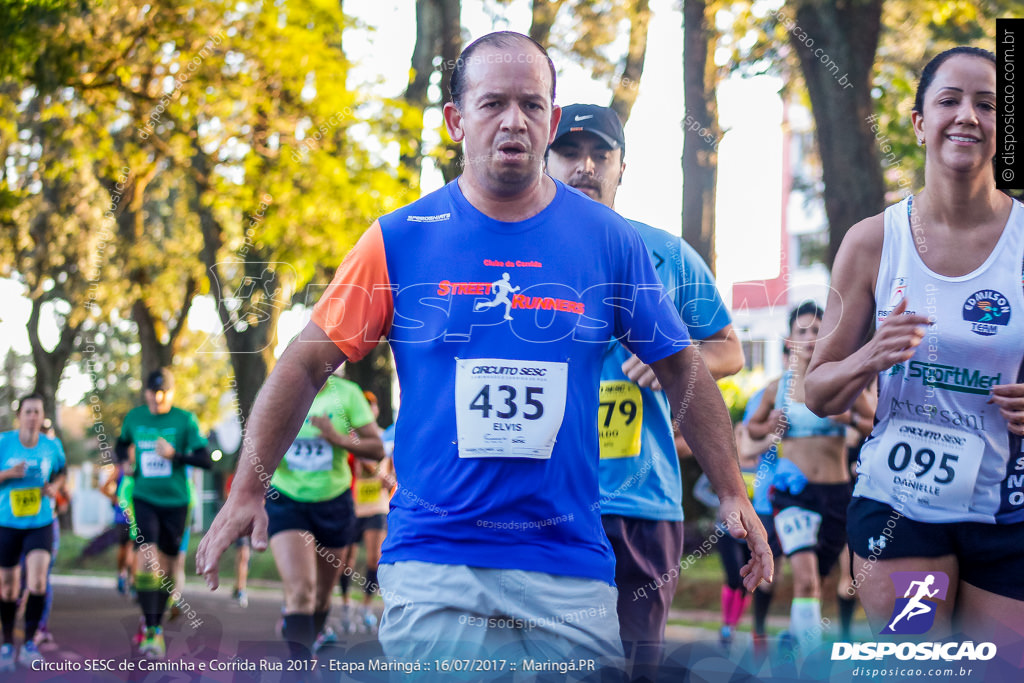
[116,368,210,660]
[548,104,744,673]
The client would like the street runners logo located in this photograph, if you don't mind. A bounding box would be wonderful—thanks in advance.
[832,570,996,663]
[962,289,1011,336]
[882,571,948,635]
[438,273,586,319]
[906,361,1001,395]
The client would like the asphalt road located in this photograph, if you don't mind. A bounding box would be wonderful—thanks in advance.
[10,574,766,682]
[8,575,1020,683]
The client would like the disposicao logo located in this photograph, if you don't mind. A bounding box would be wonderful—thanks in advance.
[882,571,948,635]
[831,571,997,662]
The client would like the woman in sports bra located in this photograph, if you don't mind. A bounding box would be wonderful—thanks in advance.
[806,47,1024,643]
[748,302,873,653]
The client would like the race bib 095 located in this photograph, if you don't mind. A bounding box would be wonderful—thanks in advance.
[861,418,983,513]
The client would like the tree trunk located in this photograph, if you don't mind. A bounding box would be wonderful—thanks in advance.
[609,0,652,124]
[528,0,565,47]
[401,0,440,179]
[190,138,285,423]
[788,0,885,267]
[436,0,463,183]
[27,296,78,435]
[130,276,197,378]
[402,0,463,183]
[343,342,395,427]
[681,0,719,273]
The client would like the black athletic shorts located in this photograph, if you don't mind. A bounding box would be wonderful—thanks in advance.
[132,497,189,557]
[266,487,356,549]
[0,523,54,568]
[757,512,784,557]
[116,522,132,545]
[771,482,852,578]
[355,513,387,540]
[848,496,1024,601]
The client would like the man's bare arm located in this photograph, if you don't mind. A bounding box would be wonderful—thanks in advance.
[651,346,774,590]
[694,324,744,380]
[196,322,346,589]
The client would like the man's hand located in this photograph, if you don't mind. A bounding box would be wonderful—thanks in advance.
[621,354,661,391]
[196,490,269,591]
[990,383,1024,436]
[718,495,775,591]
[155,437,175,460]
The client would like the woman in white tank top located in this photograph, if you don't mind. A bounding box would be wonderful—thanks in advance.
[805,47,1024,644]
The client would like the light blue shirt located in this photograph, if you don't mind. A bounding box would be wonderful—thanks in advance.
[0,430,65,529]
[598,220,732,521]
[743,388,777,515]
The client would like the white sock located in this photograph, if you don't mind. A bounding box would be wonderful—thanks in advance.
[791,597,822,650]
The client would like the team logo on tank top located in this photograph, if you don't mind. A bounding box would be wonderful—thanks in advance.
[877,277,917,323]
[962,289,1011,336]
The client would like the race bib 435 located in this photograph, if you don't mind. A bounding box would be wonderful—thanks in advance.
[455,358,567,459]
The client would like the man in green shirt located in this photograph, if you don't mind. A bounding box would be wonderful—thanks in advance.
[116,368,210,660]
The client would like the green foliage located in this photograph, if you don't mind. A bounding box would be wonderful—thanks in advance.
[722,0,1014,202]
[717,368,769,424]
[0,348,34,431]
[2,0,415,420]
[0,0,79,83]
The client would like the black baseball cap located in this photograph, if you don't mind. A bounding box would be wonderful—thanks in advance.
[146,368,175,392]
[551,104,625,156]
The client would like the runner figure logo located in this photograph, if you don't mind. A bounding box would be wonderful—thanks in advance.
[881,571,950,635]
[962,289,1011,336]
[474,272,520,321]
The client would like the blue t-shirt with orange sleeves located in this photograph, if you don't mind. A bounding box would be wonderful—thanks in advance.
[311,179,690,585]
[597,220,732,521]
[0,431,66,529]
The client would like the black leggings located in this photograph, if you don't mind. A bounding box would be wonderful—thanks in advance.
[718,532,751,590]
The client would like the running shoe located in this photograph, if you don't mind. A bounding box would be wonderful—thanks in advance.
[132,617,146,646]
[361,607,377,633]
[313,626,338,654]
[751,632,768,660]
[117,574,128,595]
[139,627,166,660]
[0,644,14,672]
[17,641,45,667]
[33,627,54,646]
[778,630,798,662]
[233,589,248,608]
[719,625,732,648]
[339,603,356,634]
